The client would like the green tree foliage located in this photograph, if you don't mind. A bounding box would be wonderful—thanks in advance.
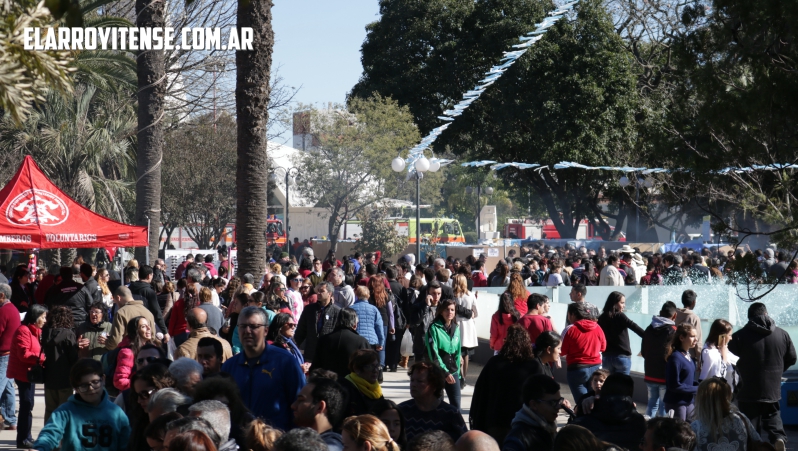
[291,96,421,251]
[352,0,640,239]
[0,0,74,124]
[353,206,408,258]
[162,112,237,249]
[0,84,137,221]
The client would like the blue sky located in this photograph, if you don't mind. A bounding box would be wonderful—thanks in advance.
[272,0,380,144]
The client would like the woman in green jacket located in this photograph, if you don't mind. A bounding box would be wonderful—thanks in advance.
[425,298,462,410]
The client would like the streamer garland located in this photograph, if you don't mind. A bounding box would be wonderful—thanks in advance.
[398,0,581,173]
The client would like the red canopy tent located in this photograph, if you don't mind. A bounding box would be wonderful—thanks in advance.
[0,155,148,249]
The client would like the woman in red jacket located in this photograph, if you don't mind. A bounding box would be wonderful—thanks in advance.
[7,303,47,448]
[561,302,606,403]
[489,292,520,354]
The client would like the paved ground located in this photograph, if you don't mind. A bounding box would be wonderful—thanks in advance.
[2,360,797,450]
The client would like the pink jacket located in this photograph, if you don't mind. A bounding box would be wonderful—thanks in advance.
[113,337,134,391]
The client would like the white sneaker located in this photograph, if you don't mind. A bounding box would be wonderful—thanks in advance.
[775,438,786,451]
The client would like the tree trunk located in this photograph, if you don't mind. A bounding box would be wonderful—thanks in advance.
[134,0,166,265]
[60,248,77,266]
[236,0,274,279]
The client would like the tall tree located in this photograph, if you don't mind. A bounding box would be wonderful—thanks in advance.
[162,113,237,249]
[290,96,421,252]
[134,0,166,263]
[352,0,640,239]
[236,0,274,278]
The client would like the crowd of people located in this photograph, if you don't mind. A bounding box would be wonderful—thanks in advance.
[0,241,793,451]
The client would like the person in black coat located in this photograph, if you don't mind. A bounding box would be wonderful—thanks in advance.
[728,302,797,446]
[572,373,647,450]
[295,281,342,363]
[45,266,89,325]
[309,308,371,380]
[503,374,563,451]
[10,267,35,313]
[128,265,169,339]
[41,305,79,422]
[471,325,548,444]
[597,291,644,375]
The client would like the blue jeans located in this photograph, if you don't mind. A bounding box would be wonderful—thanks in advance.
[646,382,666,417]
[0,354,16,426]
[443,375,462,411]
[602,354,632,375]
[567,364,600,401]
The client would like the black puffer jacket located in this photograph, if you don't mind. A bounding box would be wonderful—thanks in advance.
[641,316,676,383]
[729,315,797,403]
[41,327,79,390]
[572,395,647,450]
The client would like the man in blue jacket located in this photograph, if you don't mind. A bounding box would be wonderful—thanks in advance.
[221,306,306,431]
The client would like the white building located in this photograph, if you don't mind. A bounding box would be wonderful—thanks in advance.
[267,141,332,241]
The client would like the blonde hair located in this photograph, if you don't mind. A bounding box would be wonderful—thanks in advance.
[199,287,213,304]
[342,414,399,451]
[95,268,110,295]
[355,285,370,300]
[452,274,469,298]
[270,263,281,274]
[513,261,524,272]
[245,418,283,451]
[695,377,732,441]
[127,259,139,269]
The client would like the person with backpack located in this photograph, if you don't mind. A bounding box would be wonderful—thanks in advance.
[41,306,79,422]
[641,301,678,418]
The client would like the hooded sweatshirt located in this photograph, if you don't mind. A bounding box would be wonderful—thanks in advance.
[503,405,557,451]
[641,316,677,383]
[33,390,131,451]
[561,319,606,369]
[728,314,797,403]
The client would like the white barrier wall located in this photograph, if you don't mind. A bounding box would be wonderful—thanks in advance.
[472,285,798,374]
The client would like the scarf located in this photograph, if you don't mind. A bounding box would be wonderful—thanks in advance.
[346,372,382,399]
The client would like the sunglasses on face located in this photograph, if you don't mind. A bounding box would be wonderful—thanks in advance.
[285,323,297,329]
[136,356,158,365]
[137,388,157,400]
[291,278,303,282]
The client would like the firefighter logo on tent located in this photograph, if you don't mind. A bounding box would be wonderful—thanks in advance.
[6,189,69,226]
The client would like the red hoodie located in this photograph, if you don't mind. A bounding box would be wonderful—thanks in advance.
[562,319,606,367]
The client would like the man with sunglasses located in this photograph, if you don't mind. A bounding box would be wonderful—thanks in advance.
[503,374,565,451]
[221,306,306,431]
[32,359,131,451]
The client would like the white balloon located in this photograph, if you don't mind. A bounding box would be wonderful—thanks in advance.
[391,157,406,172]
[415,157,430,172]
[429,160,441,172]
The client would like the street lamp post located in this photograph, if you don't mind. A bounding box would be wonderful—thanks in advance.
[270,166,300,253]
[466,184,493,243]
[392,155,440,263]
[619,176,653,241]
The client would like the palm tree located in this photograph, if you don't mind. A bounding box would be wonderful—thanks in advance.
[0,84,137,263]
[0,0,73,124]
[134,0,166,264]
[235,0,274,278]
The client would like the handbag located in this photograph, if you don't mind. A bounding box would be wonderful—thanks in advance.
[27,346,45,384]
[740,413,776,451]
